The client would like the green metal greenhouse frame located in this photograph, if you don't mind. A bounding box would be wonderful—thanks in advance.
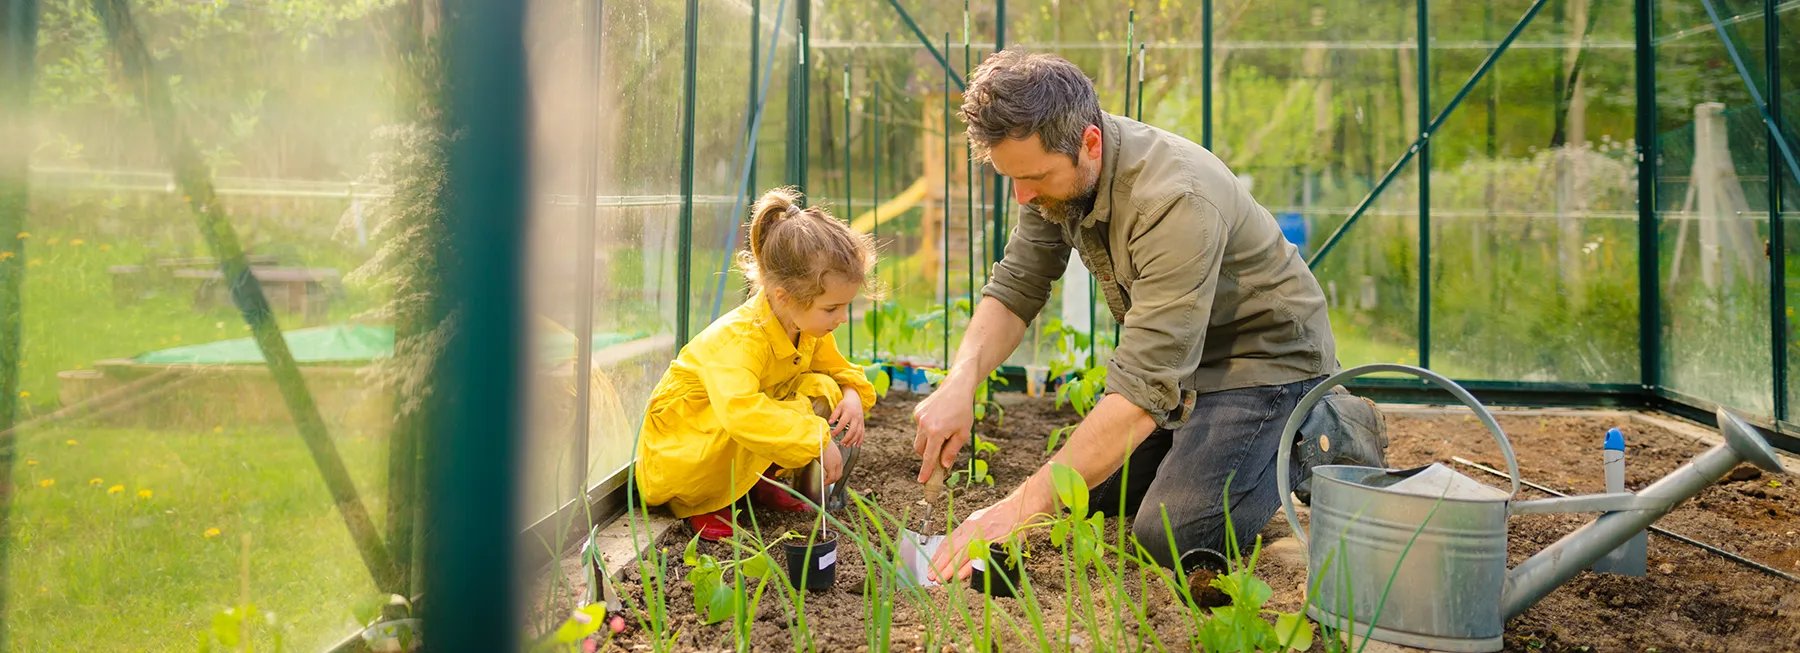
[0,0,1796,648]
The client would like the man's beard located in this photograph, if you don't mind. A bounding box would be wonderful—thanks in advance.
[1030,165,1100,225]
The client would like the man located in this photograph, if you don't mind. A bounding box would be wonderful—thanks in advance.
[913,50,1387,581]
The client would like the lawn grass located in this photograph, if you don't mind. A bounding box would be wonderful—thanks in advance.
[7,423,389,651]
[13,222,368,417]
[8,204,395,650]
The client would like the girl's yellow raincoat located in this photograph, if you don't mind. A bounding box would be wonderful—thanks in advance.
[636,292,878,517]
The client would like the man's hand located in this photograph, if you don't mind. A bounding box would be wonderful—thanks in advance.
[928,497,1041,582]
[822,440,844,486]
[830,389,866,447]
[912,381,976,483]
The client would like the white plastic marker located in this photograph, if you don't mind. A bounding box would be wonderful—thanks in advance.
[819,431,831,539]
[1591,427,1648,575]
[898,529,945,587]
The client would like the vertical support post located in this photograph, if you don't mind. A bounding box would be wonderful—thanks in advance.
[789,0,811,196]
[1416,0,1432,370]
[965,4,976,322]
[943,32,952,367]
[1137,44,1147,121]
[677,0,699,346]
[1768,0,1789,420]
[872,86,881,360]
[0,3,39,639]
[427,0,529,646]
[1202,0,1214,149]
[990,0,1007,266]
[570,0,607,525]
[749,0,760,201]
[846,63,855,355]
[1635,0,1661,395]
[1125,10,1135,117]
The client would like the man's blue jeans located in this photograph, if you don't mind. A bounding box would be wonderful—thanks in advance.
[1091,376,1327,569]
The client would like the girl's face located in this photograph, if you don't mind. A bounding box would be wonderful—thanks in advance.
[773,275,860,338]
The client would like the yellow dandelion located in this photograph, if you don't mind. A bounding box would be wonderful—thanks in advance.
[99,244,112,252]
[27,260,41,268]
[17,391,27,399]
[38,479,54,488]
[25,459,36,467]
[69,239,85,247]
[14,232,28,240]
[212,426,224,434]
[107,484,124,495]
[0,251,12,261]
[88,478,103,487]
[65,439,77,446]
[45,237,59,246]
[137,489,153,499]
[203,527,221,539]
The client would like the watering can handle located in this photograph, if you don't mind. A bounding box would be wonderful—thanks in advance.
[1277,364,1521,550]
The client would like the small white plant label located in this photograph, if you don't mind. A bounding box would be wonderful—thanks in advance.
[819,550,837,570]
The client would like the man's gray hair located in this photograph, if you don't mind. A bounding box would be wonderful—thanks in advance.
[960,50,1104,164]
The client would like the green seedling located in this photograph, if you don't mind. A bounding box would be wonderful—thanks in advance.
[681,529,788,626]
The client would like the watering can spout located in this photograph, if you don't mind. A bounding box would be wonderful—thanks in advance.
[1500,409,1787,619]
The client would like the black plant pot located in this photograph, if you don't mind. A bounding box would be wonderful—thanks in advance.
[1178,547,1232,609]
[968,543,1024,598]
[782,532,838,592]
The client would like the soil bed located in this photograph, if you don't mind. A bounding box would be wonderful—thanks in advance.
[603,393,1800,652]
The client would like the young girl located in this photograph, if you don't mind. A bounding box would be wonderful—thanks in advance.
[636,187,879,540]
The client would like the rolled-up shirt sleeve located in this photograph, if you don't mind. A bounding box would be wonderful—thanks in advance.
[980,205,1071,324]
[1105,193,1223,429]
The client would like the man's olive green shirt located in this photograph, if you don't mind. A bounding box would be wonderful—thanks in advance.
[982,113,1338,429]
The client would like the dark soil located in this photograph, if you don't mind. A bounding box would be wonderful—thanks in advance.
[598,395,1800,652]
[1382,410,1800,652]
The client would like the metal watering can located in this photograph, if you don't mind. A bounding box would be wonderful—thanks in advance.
[1274,364,1789,652]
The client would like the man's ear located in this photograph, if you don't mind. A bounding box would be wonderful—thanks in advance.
[1082,124,1103,162]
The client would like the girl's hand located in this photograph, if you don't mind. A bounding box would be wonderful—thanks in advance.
[823,440,845,485]
[829,389,867,447]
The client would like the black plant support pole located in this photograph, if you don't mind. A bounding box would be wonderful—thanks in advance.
[1417,0,1431,371]
[92,0,399,593]
[965,3,976,328]
[1202,0,1213,149]
[943,31,952,367]
[1137,44,1147,121]
[873,86,883,360]
[1765,0,1788,422]
[1125,9,1135,117]
[677,0,699,346]
[846,63,855,355]
[749,0,759,202]
[1634,0,1660,395]
[991,0,1007,266]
